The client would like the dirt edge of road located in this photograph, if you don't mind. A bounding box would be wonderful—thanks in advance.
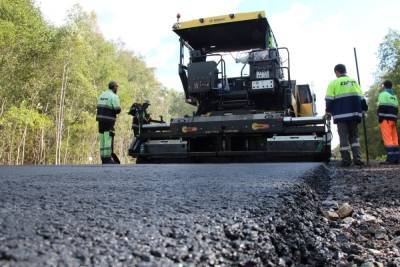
[271,163,400,266]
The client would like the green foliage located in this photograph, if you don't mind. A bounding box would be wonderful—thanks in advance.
[166,89,196,118]
[378,29,400,74]
[0,103,51,129]
[0,1,191,164]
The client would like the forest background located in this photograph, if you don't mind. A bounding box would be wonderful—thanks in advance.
[0,0,194,164]
[0,0,398,164]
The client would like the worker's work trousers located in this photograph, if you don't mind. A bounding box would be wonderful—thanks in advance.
[337,121,361,164]
[133,125,139,137]
[99,131,114,164]
[379,120,399,163]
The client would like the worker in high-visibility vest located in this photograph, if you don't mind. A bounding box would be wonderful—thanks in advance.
[96,81,121,164]
[129,100,152,137]
[377,80,399,164]
[325,64,368,167]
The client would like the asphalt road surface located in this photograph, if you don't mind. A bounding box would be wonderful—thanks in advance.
[0,163,321,266]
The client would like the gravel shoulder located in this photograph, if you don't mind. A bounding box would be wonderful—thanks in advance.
[319,162,400,266]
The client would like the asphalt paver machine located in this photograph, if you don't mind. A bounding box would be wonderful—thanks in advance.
[129,11,331,163]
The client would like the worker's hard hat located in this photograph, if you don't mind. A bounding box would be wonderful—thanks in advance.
[143,100,150,105]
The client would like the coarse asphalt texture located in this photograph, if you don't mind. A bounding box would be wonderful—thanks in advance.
[0,163,321,266]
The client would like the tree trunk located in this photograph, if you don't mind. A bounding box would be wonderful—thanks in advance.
[39,103,49,164]
[63,127,70,164]
[90,134,98,164]
[16,126,25,165]
[55,63,68,165]
[21,125,28,165]
[0,98,5,116]
[8,128,14,165]
[39,128,45,164]
[59,71,67,164]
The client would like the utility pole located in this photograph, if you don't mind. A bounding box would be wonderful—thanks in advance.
[353,47,370,165]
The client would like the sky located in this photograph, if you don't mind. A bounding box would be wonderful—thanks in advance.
[36,0,400,146]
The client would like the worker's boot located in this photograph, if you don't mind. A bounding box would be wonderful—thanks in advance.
[395,146,400,164]
[380,146,397,165]
[351,146,364,166]
[340,150,352,167]
[101,157,114,164]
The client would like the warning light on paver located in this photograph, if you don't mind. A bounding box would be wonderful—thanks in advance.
[182,126,198,133]
[251,123,269,130]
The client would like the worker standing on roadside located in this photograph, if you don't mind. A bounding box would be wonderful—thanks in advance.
[96,81,121,164]
[325,64,368,167]
[377,80,399,164]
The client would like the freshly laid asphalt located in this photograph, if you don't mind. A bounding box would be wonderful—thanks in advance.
[0,163,321,266]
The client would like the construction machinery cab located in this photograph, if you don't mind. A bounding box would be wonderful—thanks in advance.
[173,11,296,115]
